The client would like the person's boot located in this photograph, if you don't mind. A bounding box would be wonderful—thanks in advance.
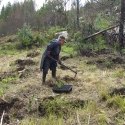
[42,72,46,85]
[52,71,56,78]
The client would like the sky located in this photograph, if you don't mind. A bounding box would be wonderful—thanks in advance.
[0,0,86,11]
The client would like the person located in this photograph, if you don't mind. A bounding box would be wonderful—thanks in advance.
[40,35,66,85]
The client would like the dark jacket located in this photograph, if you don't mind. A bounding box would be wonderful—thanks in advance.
[40,39,61,70]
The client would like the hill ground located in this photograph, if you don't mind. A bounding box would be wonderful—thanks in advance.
[0,35,125,125]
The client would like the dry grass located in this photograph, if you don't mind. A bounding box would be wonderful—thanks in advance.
[0,45,125,125]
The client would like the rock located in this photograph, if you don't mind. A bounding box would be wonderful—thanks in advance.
[55,31,68,39]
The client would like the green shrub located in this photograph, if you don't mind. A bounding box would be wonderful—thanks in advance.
[42,98,68,117]
[114,68,125,78]
[94,13,109,30]
[114,42,119,51]
[103,61,113,68]
[107,95,125,112]
[34,34,44,45]
[74,31,82,40]
[76,41,93,55]
[17,23,33,48]
[94,35,107,51]
[67,31,74,40]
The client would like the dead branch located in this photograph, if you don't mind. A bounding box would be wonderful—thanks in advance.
[0,110,5,125]
[76,110,81,125]
[88,114,90,125]
[84,24,119,40]
[0,97,8,103]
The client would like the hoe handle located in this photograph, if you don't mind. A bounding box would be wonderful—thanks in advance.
[48,55,77,78]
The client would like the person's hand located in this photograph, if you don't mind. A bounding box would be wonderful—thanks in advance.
[47,51,51,55]
[58,58,61,64]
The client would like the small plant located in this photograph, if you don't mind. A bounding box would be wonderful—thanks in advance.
[57,81,64,88]
[114,42,119,51]
[100,89,111,101]
[107,95,125,112]
[0,88,4,96]
[28,94,35,113]
[103,61,112,68]
[114,68,125,78]
[98,113,107,125]
[2,75,17,83]
[83,101,99,116]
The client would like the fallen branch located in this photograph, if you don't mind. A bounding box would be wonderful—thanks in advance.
[88,114,90,125]
[0,97,8,103]
[0,110,5,125]
[84,24,119,40]
[76,111,81,125]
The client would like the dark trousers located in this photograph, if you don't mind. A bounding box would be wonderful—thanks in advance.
[42,57,57,84]
[43,57,57,74]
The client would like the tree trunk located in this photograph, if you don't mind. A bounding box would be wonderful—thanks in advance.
[76,0,80,29]
[119,0,125,49]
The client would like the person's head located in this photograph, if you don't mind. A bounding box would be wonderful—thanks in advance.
[58,35,66,45]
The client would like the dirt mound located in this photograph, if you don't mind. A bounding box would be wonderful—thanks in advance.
[0,98,26,124]
[26,51,40,58]
[7,38,17,43]
[15,59,36,66]
[63,75,74,82]
[16,66,25,71]
[110,87,125,96]
[60,54,73,61]
[80,49,97,57]
[111,56,124,64]
[86,55,125,69]
[46,78,56,87]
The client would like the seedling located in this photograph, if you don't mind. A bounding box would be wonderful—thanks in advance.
[28,94,35,113]
[57,81,64,88]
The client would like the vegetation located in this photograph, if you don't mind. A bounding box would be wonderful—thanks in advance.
[0,0,125,125]
[17,23,33,48]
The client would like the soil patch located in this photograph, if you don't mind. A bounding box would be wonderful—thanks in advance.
[62,75,75,82]
[86,55,125,69]
[110,87,125,96]
[0,98,26,124]
[7,38,17,43]
[26,51,40,58]
[60,54,73,61]
[80,49,97,57]
[46,78,56,87]
[0,71,16,81]
[15,59,36,66]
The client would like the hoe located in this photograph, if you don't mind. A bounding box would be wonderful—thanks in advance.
[48,55,77,79]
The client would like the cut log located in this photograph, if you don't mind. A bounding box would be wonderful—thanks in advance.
[84,24,119,40]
